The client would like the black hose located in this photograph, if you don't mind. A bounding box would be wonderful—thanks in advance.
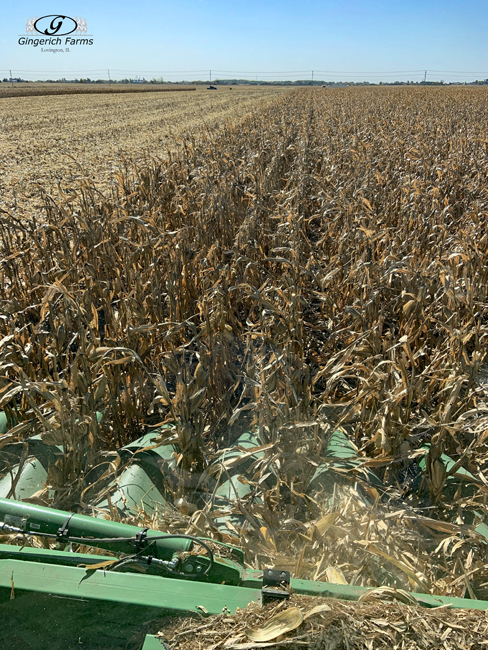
[0,524,215,577]
[67,533,215,577]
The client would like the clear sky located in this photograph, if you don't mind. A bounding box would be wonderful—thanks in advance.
[1,0,487,83]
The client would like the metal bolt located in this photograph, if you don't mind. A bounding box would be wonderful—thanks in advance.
[185,563,194,573]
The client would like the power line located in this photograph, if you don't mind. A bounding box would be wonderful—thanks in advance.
[2,68,488,80]
[5,68,487,75]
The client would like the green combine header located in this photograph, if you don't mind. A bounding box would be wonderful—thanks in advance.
[1,419,488,649]
[1,496,488,650]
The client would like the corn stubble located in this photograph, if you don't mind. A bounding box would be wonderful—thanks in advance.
[2,86,488,597]
[159,594,488,650]
[0,85,287,219]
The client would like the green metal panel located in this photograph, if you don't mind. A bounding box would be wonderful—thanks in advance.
[95,431,179,518]
[308,430,382,513]
[212,431,266,535]
[0,543,121,567]
[0,458,48,500]
[0,558,261,614]
[142,636,167,649]
[120,430,177,458]
[475,521,488,540]
[0,410,101,468]
[214,431,264,501]
[95,462,170,516]
[310,430,383,492]
[418,447,488,541]
[0,411,9,434]
[0,433,62,502]
[1,552,487,629]
[239,571,488,611]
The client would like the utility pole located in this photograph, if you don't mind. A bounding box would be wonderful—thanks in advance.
[311,70,314,86]
[424,70,427,83]
[209,70,212,83]
[9,70,14,88]
[107,69,111,82]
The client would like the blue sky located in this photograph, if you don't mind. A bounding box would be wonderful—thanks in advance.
[1,0,487,82]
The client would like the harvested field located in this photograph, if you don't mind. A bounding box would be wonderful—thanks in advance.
[0,82,196,99]
[0,85,288,217]
[2,86,488,603]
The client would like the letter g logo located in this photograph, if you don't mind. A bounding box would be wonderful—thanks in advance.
[34,15,77,36]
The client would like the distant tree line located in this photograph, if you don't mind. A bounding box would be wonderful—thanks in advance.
[3,77,488,86]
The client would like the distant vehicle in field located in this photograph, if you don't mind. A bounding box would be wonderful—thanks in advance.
[207,85,217,90]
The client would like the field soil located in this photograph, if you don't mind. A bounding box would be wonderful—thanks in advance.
[0,85,289,217]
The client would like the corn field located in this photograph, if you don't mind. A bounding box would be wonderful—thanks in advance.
[2,86,488,597]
